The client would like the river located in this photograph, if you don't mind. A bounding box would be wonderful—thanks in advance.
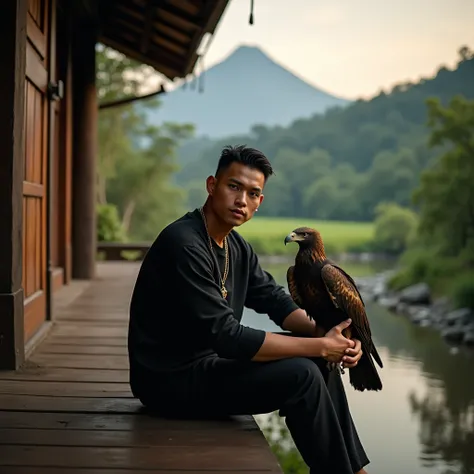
[241,259,474,474]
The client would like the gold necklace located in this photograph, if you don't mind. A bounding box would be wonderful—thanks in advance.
[199,207,229,299]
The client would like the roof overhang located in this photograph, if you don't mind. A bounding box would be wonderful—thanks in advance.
[97,0,230,80]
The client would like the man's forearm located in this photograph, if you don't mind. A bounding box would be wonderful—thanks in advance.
[251,331,327,362]
[281,308,320,336]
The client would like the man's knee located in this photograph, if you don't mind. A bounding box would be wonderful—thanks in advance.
[281,357,326,391]
[276,358,326,417]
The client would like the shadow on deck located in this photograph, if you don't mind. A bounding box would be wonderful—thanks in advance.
[0,262,282,473]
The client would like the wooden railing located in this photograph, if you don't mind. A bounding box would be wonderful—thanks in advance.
[97,242,151,261]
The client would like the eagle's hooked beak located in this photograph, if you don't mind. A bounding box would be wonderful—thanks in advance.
[284,232,296,245]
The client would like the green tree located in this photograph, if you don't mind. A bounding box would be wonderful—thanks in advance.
[304,176,340,220]
[96,44,194,240]
[359,148,419,219]
[412,95,474,256]
[260,147,333,217]
[96,44,159,204]
[97,203,126,242]
[388,95,474,302]
[106,123,192,238]
[373,202,418,254]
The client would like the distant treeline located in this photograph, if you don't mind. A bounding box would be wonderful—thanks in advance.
[176,47,474,223]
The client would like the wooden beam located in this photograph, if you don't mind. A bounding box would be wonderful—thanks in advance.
[182,0,229,77]
[46,0,59,322]
[110,17,188,57]
[0,0,28,370]
[140,0,154,53]
[184,0,216,67]
[71,18,98,280]
[56,0,74,284]
[110,13,189,56]
[156,3,202,31]
[167,0,202,17]
[99,84,166,110]
[117,3,191,42]
[99,34,182,79]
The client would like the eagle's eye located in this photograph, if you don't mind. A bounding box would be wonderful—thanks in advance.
[303,232,308,238]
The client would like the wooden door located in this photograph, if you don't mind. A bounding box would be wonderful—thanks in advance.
[23,0,50,342]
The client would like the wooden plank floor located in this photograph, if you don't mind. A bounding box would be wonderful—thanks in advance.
[0,262,282,473]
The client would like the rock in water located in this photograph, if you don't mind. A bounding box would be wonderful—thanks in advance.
[399,283,431,305]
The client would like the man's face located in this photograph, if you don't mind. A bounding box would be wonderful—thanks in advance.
[206,161,265,227]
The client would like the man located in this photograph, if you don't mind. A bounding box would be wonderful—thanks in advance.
[128,145,370,474]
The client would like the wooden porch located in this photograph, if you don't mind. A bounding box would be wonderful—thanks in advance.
[0,262,282,473]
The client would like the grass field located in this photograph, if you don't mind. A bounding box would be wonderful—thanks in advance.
[235,217,375,256]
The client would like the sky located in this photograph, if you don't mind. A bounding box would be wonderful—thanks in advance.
[197,0,474,100]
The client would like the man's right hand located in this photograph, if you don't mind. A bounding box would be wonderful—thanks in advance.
[322,319,355,363]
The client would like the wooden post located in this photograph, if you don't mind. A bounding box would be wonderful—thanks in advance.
[62,46,74,285]
[71,19,98,280]
[0,0,27,370]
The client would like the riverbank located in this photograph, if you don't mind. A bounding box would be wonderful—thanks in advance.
[356,271,474,348]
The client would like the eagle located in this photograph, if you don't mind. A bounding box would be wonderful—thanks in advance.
[284,227,383,392]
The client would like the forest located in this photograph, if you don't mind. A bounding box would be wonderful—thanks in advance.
[97,45,473,237]
[177,46,474,223]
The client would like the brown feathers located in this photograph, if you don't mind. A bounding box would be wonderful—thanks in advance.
[286,266,303,307]
[321,265,371,351]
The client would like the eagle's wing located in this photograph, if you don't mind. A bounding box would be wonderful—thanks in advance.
[286,265,303,307]
[330,263,365,307]
[320,263,373,351]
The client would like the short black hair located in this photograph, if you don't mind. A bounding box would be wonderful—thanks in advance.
[216,145,274,181]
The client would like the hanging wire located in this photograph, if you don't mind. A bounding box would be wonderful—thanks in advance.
[198,56,205,93]
[185,0,255,96]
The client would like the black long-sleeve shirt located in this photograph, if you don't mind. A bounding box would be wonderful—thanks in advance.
[128,208,299,394]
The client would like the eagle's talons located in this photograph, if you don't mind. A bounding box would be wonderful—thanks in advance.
[326,361,345,376]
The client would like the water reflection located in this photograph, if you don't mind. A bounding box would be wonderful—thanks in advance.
[243,260,474,474]
[409,389,474,474]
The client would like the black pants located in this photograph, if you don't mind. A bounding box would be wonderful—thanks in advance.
[139,336,370,474]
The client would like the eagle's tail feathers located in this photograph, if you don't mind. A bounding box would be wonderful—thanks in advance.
[349,350,382,392]
[371,344,383,368]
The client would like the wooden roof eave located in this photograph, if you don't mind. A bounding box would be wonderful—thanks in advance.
[180,0,229,77]
[97,0,230,80]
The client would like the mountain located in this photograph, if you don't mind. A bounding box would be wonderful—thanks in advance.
[144,45,350,138]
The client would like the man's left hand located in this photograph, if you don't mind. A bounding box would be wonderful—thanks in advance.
[342,338,362,368]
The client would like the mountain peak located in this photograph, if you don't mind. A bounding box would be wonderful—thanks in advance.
[210,44,276,71]
[144,43,350,137]
[227,44,269,58]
